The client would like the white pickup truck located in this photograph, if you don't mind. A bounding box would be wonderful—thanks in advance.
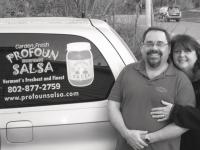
[0,17,137,150]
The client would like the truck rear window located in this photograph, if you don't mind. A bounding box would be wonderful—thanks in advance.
[0,33,114,108]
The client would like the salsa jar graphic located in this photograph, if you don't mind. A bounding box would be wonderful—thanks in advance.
[66,42,94,87]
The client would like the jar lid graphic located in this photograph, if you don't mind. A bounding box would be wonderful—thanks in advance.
[67,42,91,52]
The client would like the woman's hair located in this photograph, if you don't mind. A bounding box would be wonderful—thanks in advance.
[171,34,200,73]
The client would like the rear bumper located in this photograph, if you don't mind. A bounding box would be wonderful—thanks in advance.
[166,15,181,19]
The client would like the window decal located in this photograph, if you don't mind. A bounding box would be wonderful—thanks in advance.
[66,42,94,87]
[0,33,114,108]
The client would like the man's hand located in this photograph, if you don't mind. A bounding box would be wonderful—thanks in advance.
[108,101,148,149]
[125,130,148,150]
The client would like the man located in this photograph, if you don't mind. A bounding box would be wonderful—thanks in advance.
[108,27,195,150]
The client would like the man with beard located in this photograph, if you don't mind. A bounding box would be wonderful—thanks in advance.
[108,27,195,150]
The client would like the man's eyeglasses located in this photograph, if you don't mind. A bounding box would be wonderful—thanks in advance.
[142,41,168,48]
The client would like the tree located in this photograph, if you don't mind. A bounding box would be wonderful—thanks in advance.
[0,0,9,17]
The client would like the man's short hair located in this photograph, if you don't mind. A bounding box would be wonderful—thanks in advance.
[142,26,171,46]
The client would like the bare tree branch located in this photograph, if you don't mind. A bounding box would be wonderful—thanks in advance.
[103,0,113,16]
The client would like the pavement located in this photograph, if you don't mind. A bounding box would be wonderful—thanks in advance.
[182,8,200,22]
[183,18,200,23]
[187,8,200,12]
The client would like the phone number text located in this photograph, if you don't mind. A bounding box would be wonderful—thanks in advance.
[8,83,61,93]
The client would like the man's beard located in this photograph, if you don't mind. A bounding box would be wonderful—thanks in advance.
[146,49,163,68]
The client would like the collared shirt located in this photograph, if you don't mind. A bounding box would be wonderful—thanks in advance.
[109,61,196,150]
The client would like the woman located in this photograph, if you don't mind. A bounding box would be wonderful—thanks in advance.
[150,34,200,150]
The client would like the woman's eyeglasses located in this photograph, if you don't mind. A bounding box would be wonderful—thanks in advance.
[173,49,193,54]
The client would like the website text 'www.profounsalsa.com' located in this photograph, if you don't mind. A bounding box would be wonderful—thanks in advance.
[4,91,80,102]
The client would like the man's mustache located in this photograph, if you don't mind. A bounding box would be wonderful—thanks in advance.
[147,50,163,56]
